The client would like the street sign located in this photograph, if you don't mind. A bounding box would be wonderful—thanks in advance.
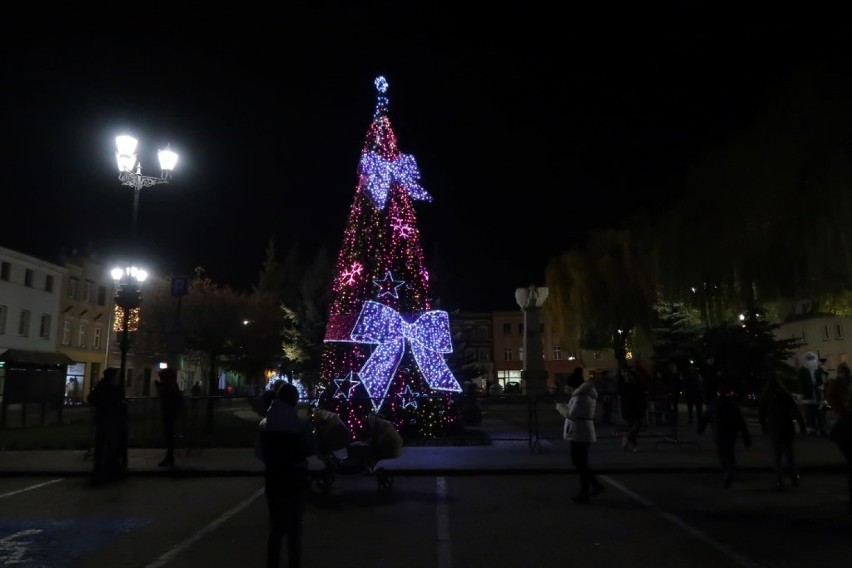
[170,276,189,297]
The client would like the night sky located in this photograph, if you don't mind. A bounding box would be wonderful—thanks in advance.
[2,16,848,311]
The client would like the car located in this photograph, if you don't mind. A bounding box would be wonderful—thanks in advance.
[504,381,522,394]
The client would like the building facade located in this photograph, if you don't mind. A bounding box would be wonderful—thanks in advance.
[0,246,73,424]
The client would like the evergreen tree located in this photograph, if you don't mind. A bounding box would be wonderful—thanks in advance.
[319,76,462,439]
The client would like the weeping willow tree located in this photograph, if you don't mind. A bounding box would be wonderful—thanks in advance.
[544,216,658,370]
[656,61,852,320]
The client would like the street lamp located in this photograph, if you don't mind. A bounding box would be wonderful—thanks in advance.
[111,265,149,399]
[110,265,147,472]
[115,134,179,239]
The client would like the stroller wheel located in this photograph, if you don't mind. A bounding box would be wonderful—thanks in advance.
[310,472,334,495]
[376,469,394,493]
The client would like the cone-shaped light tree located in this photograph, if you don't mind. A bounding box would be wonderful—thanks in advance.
[318,76,462,439]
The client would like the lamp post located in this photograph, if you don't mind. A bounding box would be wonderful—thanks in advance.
[515,284,549,396]
[111,265,148,471]
[115,134,179,240]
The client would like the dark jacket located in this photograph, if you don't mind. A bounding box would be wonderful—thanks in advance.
[255,400,314,475]
[698,397,752,448]
[618,370,646,423]
[759,380,806,439]
[88,378,123,424]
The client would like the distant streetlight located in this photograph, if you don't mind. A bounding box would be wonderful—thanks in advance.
[115,134,179,239]
[111,265,148,472]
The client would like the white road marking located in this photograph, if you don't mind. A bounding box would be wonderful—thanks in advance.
[144,487,264,568]
[601,475,763,568]
[0,478,63,499]
[436,476,452,568]
[0,528,43,564]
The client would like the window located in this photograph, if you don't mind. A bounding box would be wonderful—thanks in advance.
[824,325,831,341]
[836,323,844,340]
[62,321,72,345]
[93,327,102,350]
[83,281,93,303]
[503,323,511,336]
[78,324,87,348]
[45,275,54,292]
[24,269,33,287]
[503,347,513,361]
[553,345,562,361]
[18,310,31,336]
[68,278,78,299]
[0,261,9,281]
[97,286,107,306]
[0,305,6,334]
[39,314,51,339]
[519,347,525,361]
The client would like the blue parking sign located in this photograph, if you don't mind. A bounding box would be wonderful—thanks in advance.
[171,276,189,297]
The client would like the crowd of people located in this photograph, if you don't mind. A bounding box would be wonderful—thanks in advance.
[556,353,852,512]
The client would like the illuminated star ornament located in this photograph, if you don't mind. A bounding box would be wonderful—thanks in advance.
[333,372,362,400]
[400,385,420,409]
[373,271,405,299]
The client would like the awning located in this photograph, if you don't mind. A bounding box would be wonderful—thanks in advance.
[0,349,76,366]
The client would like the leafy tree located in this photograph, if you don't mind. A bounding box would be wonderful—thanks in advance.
[545,221,657,370]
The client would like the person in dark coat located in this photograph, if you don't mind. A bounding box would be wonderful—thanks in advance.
[255,383,314,568]
[618,365,646,452]
[827,362,852,513]
[698,385,752,488]
[759,375,806,490]
[155,368,184,468]
[88,367,125,481]
[682,365,704,426]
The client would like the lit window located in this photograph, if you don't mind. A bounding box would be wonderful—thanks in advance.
[553,345,562,361]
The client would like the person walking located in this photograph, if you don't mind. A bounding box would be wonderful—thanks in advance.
[758,375,806,491]
[255,383,314,568]
[88,367,124,482]
[618,365,646,452]
[556,370,604,504]
[697,384,752,488]
[155,368,184,468]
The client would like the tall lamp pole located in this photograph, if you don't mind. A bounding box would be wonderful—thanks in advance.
[115,134,179,240]
[111,265,148,471]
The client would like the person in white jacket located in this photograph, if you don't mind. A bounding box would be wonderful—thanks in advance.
[556,370,604,503]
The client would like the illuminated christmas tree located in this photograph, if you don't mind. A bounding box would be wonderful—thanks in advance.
[319,76,462,439]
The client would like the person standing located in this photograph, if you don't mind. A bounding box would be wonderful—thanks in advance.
[758,375,806,490]
[797,352,828,436]
[88,367,124,482]
[556,370,604,504]
[618,365,646,452]
[682,365,704,426]
[155,368,184,468]
[697,385,752,488]
[256,383,314,568]
[828,362,852,513]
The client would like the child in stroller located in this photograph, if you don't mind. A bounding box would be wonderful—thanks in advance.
[310,408,404,493]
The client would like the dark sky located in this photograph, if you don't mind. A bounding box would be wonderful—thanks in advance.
[2,16,848,311]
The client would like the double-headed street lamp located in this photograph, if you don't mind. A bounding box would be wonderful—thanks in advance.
[114,134,179,239]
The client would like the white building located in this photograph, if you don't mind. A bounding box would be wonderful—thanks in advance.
[775,314,851,376]
[0,246,72,425]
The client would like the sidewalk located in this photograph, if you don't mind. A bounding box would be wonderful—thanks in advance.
[0,416,846,477]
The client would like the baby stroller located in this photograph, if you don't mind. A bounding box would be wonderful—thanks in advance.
[310,409,404,494]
